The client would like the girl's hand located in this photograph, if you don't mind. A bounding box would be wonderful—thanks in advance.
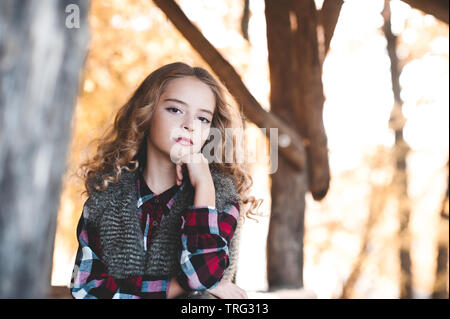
[175,153,213,190]
[167,277,187,299]
[176,153,215,207]
[207,281,248,299]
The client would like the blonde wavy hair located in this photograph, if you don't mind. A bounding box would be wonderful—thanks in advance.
[78,62,262,219]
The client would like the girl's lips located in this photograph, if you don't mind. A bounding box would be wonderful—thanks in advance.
[174,136,193,145]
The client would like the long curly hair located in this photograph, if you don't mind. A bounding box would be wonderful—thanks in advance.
[78,62,262,219]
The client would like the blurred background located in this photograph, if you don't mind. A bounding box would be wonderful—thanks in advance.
[0,0,448,299]
[52,0,448,298]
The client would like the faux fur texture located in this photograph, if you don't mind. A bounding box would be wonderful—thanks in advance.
[83,165,242,282]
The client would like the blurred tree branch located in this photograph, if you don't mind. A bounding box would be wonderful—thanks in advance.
[318,0,344,64]
[401,0,448,24]
[383,0,413,299]
[240,0,250,42]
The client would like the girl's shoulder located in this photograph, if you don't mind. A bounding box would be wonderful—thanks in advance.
[87,168,137,196]
[83,168,138,221]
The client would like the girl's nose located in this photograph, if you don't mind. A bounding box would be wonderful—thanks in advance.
[183,119,194,132]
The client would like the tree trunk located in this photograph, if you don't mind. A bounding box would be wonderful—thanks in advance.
[432,159,449,299]
[265,0,333,290]
[0,0,90,298]
[382,0,413,299]
[265,0,308,290]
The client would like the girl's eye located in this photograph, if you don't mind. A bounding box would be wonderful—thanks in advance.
[198,117,211,124]
[167,107,182,114]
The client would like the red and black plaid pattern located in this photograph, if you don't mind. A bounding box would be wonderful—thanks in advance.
[178,202,240,290]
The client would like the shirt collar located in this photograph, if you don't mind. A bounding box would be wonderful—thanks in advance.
[136,165,184,209]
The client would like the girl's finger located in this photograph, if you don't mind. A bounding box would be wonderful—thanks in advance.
[234,286,244,299]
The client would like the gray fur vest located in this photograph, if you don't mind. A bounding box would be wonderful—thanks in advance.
[83,165,242,281]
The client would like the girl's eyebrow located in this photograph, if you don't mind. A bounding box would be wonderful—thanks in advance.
[163,98,213,116]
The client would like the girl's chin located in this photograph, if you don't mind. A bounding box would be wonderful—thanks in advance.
[168,144,199,161]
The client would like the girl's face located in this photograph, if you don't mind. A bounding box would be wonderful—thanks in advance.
[148,76,216,161]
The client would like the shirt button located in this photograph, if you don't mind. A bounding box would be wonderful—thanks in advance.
[154,198,159,204]
[152,221,158,226]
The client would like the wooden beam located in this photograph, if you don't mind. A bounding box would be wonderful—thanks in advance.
[402,0,448,24]
[152,0,306,171]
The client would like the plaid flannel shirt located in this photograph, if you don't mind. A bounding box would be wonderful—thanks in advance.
[70,169,239,299]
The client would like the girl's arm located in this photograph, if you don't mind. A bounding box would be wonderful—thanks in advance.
[70,203,170,299]
[178,201,240,291]
[176,154,246,297]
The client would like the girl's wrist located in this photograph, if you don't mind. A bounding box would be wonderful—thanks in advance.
[193,180,215,207]
[191,172,214,190]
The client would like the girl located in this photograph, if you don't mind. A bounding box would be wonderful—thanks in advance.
[70,62,261,299]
